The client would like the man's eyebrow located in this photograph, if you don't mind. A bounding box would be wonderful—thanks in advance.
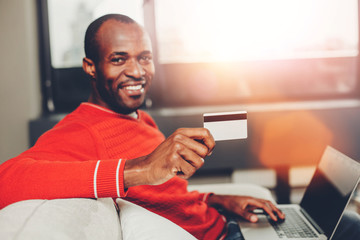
[109,51,152,57]
[141,50,152,55]
[111,52,128,56]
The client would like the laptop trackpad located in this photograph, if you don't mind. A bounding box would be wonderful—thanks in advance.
[238,215,280,240]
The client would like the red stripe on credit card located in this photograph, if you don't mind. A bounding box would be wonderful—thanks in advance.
[204,113,247,122]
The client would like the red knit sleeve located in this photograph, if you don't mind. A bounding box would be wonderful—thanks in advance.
[0,123,128,209]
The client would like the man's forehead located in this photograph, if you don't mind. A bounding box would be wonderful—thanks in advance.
[96,20,151,49]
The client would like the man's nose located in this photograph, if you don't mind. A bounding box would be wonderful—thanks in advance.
[124,59,145,79]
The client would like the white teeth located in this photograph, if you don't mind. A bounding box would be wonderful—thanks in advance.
[124,85,143,91]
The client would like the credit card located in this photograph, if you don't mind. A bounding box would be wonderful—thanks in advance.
[203,111,247,141]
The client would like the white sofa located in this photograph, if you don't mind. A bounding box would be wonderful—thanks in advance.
[0,183,275,240]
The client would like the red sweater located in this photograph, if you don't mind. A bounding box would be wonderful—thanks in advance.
[0,103,225,239]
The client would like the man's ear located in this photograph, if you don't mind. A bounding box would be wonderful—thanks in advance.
[83,57,96,79]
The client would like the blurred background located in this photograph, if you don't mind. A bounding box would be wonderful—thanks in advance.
[1,0,360,206]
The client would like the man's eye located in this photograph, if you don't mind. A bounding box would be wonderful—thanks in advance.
[111,58,125,64]
[139,56,152,63]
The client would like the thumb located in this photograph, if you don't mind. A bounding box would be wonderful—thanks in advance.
[241,211,259,223]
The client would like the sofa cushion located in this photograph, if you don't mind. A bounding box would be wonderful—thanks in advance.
[116,198,197,240]
[115,183,274,240]
[0,198,121,240]
[188,183,275,202]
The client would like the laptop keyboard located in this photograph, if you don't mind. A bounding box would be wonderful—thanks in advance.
[269,208,318,238]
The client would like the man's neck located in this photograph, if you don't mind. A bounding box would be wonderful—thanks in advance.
[84,101,139,119]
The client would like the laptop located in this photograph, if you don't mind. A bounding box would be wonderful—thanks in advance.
[239,146,360,240]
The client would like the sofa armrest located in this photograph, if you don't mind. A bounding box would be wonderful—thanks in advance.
[0,198,121,240]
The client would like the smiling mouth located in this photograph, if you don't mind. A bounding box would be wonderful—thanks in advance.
[118,82,145,96]
[123,84,143,91]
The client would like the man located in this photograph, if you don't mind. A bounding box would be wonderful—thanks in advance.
[0,14,358,239]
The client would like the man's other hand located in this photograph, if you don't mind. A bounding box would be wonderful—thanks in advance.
[124,128,215,187]
[207,194,285,223]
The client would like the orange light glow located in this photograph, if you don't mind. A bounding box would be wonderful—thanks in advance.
[256,111,333,167]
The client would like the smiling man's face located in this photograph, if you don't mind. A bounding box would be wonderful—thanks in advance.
[87,19,154,114]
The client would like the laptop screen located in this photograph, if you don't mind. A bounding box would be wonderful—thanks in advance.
[300,146,360,238]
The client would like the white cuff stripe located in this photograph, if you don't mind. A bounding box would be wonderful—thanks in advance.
[116,159,122,198]
[93,160,101,198]
[203,192,210,202]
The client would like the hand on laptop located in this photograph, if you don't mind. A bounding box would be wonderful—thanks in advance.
[207,194,285,223]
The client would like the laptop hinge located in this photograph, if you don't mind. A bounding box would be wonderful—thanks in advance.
[300,208,325,235]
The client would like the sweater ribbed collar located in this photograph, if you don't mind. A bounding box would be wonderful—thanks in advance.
[81,102,139,120]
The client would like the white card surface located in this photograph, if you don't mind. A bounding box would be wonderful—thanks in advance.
[203,111,247,141]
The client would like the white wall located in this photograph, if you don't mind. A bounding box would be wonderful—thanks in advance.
[0,0,41,163]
